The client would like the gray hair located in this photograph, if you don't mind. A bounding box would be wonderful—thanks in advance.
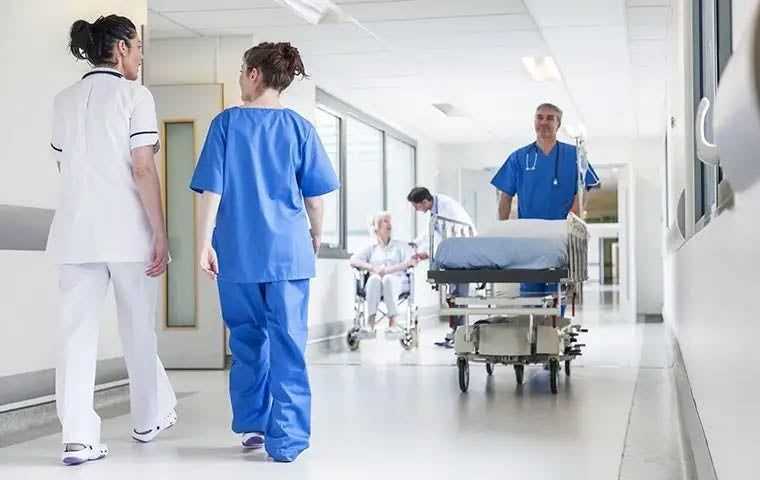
[536,103,563,124]
[369,211,392,236]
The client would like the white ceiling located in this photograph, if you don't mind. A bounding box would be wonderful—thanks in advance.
[147,0,670,144]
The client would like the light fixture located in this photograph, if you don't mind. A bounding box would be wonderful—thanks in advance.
[432,102,469,118]
[521,56,561,82]
[276,0,348,25]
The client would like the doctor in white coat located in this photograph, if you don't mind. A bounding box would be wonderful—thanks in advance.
[407,187,477,348]
[49,15,176,466]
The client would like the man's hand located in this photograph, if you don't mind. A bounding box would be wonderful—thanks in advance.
[414,252,430,261]
[145,233,169,277]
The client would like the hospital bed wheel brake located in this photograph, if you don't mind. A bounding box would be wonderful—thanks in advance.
[514,364,524,385]
[346,327,361,351]
[457,357,469,393]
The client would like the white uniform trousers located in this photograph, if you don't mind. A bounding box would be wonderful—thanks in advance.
[365,274,409,318]
[55,262,176,445]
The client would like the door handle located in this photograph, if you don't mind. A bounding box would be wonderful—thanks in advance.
[696,97,720,166]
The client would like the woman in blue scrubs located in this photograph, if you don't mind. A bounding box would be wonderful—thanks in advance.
[190,42,339,462]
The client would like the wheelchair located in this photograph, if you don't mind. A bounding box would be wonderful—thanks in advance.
[345,266,419,351]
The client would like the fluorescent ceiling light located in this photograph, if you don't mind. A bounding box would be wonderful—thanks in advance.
[521,56,561,82]
[432,103,469,118]
[276,0,348,25]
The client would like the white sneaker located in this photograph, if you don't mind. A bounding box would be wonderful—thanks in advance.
[131,409,178,443]
[241,432,265,450]
[61,443,109,466]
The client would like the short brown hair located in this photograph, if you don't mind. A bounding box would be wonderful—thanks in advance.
[243,42,308,92]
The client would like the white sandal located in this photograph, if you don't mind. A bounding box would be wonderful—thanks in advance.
[61,443,109,466]
[131,409,178,443]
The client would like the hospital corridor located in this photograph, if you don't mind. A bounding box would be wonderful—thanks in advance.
[1,1,758,479]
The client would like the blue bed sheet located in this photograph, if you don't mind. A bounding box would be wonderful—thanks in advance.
[434,236,567,270]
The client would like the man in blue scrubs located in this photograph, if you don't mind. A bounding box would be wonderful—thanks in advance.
[491,103,599,296]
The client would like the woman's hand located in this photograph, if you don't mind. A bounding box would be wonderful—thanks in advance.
[199,241,219,280]
[145,233,170,277]
[310,231,321,254]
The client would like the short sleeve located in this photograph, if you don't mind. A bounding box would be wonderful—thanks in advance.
[190,113,226,195]
[350,244,372,265]
[50,96,65,160]
[129,86,160,152]
[298,126,340,198]
[584,162,601,190]
[491,151,519,196]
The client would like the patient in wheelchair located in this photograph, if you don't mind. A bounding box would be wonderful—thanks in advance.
[350,212,418,336]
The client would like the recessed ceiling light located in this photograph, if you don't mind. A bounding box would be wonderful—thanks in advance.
[521,56,561,82]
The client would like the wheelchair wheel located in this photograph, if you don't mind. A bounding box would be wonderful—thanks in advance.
[346,327,361,351]
[514,364,524,385]
[457,357,469,393]
[399,329,415,351]
[486,363,494,376]
[549,359,559,394]
[565,359,571,377]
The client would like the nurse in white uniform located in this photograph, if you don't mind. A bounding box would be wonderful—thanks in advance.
[350,212,417,336]
[49,15,177,466]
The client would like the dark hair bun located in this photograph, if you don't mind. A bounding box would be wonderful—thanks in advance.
[69,20,94,60]
[243,42,308,92]
[67,15,137,66]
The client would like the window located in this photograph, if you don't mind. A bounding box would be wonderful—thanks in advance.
[346,118,384,252]
[314,89,418,255]
[314,108,341,248]
[692,0,732,226]
[385,137,416,242]
[164,122,196,328]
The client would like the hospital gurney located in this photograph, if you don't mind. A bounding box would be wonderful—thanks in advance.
[426,214,589,394]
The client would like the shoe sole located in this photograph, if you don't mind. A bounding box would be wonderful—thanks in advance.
[62,452,107,466]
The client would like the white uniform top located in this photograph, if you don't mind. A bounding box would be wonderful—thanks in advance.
[350,239,412,278]
[413,193,477,252]
[48,67,160,264]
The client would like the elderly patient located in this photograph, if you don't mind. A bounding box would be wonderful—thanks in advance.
[350,212,417,335]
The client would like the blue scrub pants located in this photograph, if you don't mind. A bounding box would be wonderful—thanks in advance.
[218,279,311,462]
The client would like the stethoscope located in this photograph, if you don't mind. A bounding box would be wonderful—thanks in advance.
[525,143,561,186]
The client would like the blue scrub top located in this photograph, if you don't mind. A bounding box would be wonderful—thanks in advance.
[190,107,340,283]
[490,141,600,220]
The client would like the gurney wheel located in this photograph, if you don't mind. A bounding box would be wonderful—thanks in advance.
[514,365,524,385]
[565,360,571,377]
[346,327,361,351]
[485,363,494,376]
[549,359,559,394]
[457,357,469,393]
